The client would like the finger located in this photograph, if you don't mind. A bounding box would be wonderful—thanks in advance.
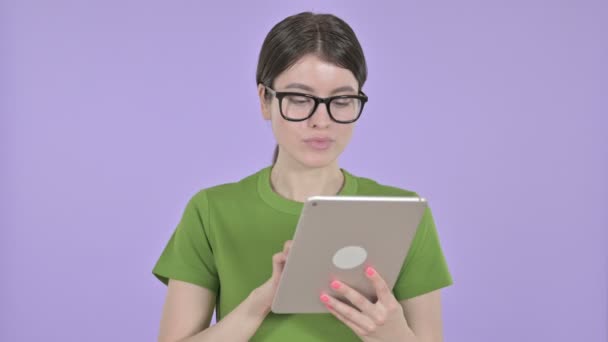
[283,240,293,254]
[271,252,287,278]
[272,252,286,264]
[320,293,376,333]
[329,280,375,314]
[325,304,370,337]
[365,266,393,303]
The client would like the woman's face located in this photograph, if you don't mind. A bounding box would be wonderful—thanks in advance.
[258,54,360,169]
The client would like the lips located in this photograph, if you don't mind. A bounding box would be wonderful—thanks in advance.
[303,137,334,150]
[305,138,332,143]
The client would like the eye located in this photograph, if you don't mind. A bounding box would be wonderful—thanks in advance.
[333,98,354,107]
[286,95,313,105]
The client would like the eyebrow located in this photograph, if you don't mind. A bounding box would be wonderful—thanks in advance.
[283,83,357,95]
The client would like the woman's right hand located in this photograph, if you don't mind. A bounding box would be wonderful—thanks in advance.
[248,240,293,316]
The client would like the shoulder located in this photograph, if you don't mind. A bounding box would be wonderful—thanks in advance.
[187,168,262,207]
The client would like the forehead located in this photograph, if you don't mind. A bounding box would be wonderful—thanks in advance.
[274,54,358,93]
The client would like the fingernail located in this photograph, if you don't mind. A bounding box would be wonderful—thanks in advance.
[365,266,376,277]
[320,294,330,303]
[325,304,333,310]
[330,280,341,290]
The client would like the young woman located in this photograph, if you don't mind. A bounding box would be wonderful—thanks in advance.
[153,12,452,342]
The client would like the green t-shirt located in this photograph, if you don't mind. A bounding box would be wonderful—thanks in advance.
[153,166,453,341]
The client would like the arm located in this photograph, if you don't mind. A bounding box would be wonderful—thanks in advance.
[158,241,294,342]
[158,279,268,342]
[158,280,215,342]
[399,290,444,342]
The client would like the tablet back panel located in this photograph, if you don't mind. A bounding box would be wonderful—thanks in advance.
[271,196,427,313]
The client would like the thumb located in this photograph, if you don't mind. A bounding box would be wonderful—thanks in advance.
[271,252,287,282]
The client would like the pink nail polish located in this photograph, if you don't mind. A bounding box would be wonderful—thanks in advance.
[330,280,341,289]
[366,266,376,277]
[320,294,330,303]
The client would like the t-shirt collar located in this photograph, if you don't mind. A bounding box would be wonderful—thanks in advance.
[257,165,358,215]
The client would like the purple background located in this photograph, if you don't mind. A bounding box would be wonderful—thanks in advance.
[2,1,606,341]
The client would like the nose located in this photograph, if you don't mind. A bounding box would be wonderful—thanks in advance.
[308,103,331,128]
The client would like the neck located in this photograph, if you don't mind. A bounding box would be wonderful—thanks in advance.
[270,156,345,203]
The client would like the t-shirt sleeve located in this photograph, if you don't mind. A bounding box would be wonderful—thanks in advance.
[152,191,219,293]
[392,204,453,301]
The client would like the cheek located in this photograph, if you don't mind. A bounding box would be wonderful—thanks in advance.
[269,107,283,135]
[336,126,354,144]
[271,115,299,143]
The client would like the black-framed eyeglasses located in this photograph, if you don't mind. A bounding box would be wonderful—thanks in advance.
[264,85,368,124]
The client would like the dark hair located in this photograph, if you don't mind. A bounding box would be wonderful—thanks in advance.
[256,12,368,165]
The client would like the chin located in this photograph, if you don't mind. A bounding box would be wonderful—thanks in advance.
[297,153,338,169]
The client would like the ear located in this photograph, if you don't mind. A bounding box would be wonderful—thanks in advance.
[257,84,271,121]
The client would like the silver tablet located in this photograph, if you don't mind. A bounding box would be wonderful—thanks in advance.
[271,195,427,314]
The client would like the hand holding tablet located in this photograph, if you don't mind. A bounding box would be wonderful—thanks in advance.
[271,195,427,314]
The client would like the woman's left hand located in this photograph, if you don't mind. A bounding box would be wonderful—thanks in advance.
[320,266,415,342]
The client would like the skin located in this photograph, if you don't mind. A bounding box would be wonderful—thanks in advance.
[257,54,356,203]
[157,53,444,342]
